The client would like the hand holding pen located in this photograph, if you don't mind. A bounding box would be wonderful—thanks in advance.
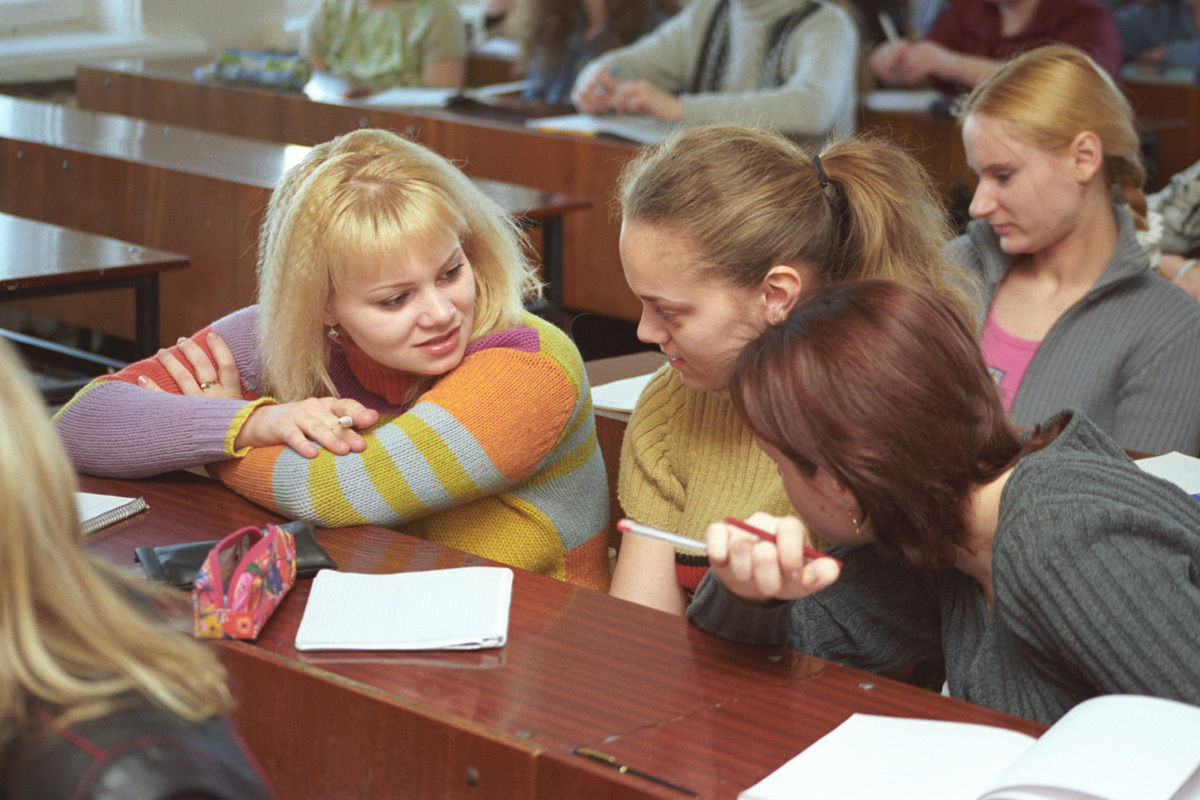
[707,513,842,602]
[571,66,619,113]
[618,514,841,602]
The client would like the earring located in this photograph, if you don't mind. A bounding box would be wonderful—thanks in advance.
[769,309,784,326]
[326,326,340,342]
[847,507,861,537]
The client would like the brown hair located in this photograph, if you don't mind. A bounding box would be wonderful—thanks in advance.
[524,0,678,68]
[617,125,965,301]
[729,280,1034,570]
[954,44,1147,224]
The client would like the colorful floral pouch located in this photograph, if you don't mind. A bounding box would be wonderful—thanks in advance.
[193,524,297,640]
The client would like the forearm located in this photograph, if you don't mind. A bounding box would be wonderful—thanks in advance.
[929,50,1001,91]
[55,380,265,478]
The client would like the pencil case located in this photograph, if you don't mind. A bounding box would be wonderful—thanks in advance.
[135,520,336,589]
[212,49,312,91]
[193,523,297,640]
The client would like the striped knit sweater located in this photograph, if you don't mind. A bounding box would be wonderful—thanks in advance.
[688,412,1200,725]
[618,365,799,593]
[54,307,611,590]
[947,204,1200,456]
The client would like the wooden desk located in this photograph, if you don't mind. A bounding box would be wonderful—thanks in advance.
[0,95,589,345]
[0,211,188,376]
[75,58,646,323]
[82,470,1044,799]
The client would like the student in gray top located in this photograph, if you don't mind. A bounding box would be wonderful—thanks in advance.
[569,0,858,139]
[947,44,1200,456]
[688,279,1200,727]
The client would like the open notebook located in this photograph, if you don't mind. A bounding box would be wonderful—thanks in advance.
[739,694,1200,800]
[294,566,513,651]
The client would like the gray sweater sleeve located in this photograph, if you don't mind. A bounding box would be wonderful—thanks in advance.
[688,544,944,672]
[996,468,1200,710]
[588,0,858,138]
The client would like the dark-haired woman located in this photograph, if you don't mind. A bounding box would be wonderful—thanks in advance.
[521,0,677,104]
[689,279,1200,726]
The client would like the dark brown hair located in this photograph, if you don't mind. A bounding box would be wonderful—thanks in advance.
[729,280,1043,570]
[525,0,678,68]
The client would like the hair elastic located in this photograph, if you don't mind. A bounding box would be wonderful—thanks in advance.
[810,153,839,205]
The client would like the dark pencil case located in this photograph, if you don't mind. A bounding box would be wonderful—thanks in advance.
[135,520,337,588]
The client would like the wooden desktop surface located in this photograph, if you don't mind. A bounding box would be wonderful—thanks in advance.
[81,468,1044,799]
[75,58,646,323]
[0,94,588,347]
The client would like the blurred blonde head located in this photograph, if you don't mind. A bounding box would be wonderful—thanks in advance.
[0,340,230,739]
[257,128,541,401]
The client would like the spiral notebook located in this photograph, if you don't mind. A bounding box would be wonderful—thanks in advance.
[76,492,149,536]
[294,566,514,651]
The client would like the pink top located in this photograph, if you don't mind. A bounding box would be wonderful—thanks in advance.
[981,309,1041,413]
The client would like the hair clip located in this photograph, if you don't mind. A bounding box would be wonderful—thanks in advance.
[810,153,839,205]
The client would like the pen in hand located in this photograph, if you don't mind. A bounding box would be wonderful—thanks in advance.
[723,517,843,568]
[616,518,841,567]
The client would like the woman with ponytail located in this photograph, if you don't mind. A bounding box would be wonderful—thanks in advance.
[610,123,969,614]
[950,44,1200,457]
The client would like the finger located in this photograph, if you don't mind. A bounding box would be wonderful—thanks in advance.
[301,417,358,456]
[774,516,808,574]
[751,540,784,596]
[206,331,240,389]
[157,348,203,394]
[280,428,320,459]
[175,336,218,383]
[726,534,760,585]
[705,521,732,566]
[136,374,166,393]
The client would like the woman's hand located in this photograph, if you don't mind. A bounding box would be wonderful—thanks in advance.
[609,80,683,122]
[571,63,620,113]
[235,400,379,458]
[706,512,840,602]
[139,332,243,400]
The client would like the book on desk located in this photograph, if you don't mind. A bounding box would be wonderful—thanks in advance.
[741,694,1200,800]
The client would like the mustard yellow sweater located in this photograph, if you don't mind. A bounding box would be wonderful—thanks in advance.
[617,365,797,591]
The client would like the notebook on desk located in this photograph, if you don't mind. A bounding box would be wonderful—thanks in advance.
[76,492,148,536]
[525,112,677,145]
[294,566,513,651]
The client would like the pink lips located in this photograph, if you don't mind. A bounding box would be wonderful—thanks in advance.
[417,325,461,357]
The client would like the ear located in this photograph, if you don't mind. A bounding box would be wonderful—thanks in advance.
[1069,131,1104,185]
[814,468,858,511]
[322,296,338,328]
[760,264,806,323]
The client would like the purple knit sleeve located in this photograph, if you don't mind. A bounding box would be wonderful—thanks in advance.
[53,307,268,478]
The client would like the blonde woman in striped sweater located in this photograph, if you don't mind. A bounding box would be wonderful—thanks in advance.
[55,129,611,591]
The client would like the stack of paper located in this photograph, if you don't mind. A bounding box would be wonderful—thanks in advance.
[294,566,513,651]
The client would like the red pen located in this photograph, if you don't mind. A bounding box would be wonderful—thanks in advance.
[724,517,842,568]
[343,86,371,99]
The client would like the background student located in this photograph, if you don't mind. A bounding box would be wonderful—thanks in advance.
[1115,0,1200,80]
[690,279,1200,726]
[54,129,612,591]
[569,0,860,139]
[0,339,273,797]
[869,0,1122,94]
[948,44,1200,456]
[1139,155,1200,302]
[520,0,678,105]
[301,0,468,91]
[611,124,968,614]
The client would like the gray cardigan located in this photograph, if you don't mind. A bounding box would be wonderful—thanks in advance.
[583,0,858,139]
[687,412,1200,725]
[947,205,1200,456]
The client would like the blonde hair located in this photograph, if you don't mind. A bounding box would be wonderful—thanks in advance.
[617,125,960,298]
[0,340,231,742]
[954,44,1147,223]
[257,128,541,401]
